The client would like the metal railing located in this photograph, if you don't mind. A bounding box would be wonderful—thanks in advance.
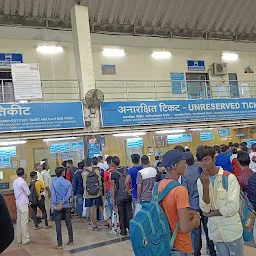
[0,79,80,103]
[95,80,255,101]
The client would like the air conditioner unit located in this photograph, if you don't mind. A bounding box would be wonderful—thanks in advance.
[212,63,227,76]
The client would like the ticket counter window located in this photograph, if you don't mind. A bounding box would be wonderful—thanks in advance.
[0,71,15,103]
[126,138,143,166]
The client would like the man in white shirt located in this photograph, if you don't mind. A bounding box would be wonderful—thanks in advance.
[249,143,256,172]
[13,168,35,245]
[97,156,109,171]
[196,146,243,256]
[41,162,52,220]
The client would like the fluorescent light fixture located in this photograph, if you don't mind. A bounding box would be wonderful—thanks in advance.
[113,132,146,137]
[43,137,78,142]
[152,51,172,59]
[19,100,28,103]
[190,128,214,131]
[102,48,125,57]
[155,129,186,134]
[37,45,64,54]
[222,53,239,61]
[0,140,27,146]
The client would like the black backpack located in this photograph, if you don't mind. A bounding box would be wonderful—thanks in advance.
[115,167,131,203]
[86,168,100,196]
[29,181,38,206]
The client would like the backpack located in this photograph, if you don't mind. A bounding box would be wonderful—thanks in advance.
[222,172,256,242]
[115,167,131,203]
[130,180,180,256]
[86,168,100,196]
[29,181,38,206]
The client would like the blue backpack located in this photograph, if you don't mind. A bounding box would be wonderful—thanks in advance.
[130,180,180,256]
[222,173,256,242]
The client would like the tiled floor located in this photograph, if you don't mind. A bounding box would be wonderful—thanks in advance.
[2,218,256,256]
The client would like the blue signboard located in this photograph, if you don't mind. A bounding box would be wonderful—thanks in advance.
[167,134,192,144]
[0,53,23,66]
[127,138,143,148]
[187,60,205,71]
[71,141,84,152]
[89,143,100,158]
[0,158,12,168]
[236,133,245,137]
[218,128,230,137]
[170,73,185,94]
[0,146,16,158]
[200,132,214,141]
[101,98,256,127]
[0,102,84,132]
[50,143,70,153]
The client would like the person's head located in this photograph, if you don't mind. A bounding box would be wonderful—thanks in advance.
[232,148,238,155]
[66,160,73,168]
[155,156,160,161]
[78,161,85,170]
[30,171,38,180]
[241,146,248,152]
[157,162,165,172]
[62,160,67,168]
[221,145,229,154]
[196,146,216,174]
[228,142,234,148]
[85,158,92,167]
[55,167,65,177]
[97,156,104,163]
[186,154,195,166]
[237,151,250,167]
[240,142,248,149]
[251,143,256,152]
[174,145,185,152]
[162,150,190,177]
[42,162,48,171]
[131,154,140,165]
[16,167,25,178]
[92,157,98,166]
[106,156,113,166]
[185,148,191,152]
[34,163,40,171]
[111,156,120,168]
[213,145,221,154]
[141,155,150,167]
[233,143,239,149]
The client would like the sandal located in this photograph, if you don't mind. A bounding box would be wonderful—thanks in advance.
[92,227,99,231]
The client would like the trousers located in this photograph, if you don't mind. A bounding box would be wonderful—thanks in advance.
[214,236,243,256]
[54,208,73,246]
[31,196,48,228]
[44,191,51,220]
[117,200,133,234]
[16,204,30,244]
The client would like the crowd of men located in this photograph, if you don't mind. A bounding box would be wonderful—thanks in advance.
[11,141,256,254]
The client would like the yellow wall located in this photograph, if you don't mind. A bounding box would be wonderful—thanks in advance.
[103,129,242,166]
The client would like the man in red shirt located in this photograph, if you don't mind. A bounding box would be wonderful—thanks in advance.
[237,151,254,192]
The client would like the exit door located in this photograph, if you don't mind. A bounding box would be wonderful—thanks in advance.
[186,73,211,99]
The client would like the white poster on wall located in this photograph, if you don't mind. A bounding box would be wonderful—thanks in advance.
[11,63,42,100]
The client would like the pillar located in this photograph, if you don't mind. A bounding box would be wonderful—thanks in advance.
[71,5,95,99]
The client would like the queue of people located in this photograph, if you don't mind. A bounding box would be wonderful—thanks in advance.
[10,141,256,255]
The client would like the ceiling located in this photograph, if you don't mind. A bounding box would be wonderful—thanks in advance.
[0,0,256,41]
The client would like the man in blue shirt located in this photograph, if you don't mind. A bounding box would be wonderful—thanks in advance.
[125,154,142,209]
[51,167,73,249]
[182,153,216,256]
[215,145,233,172]
[72,161,85,218]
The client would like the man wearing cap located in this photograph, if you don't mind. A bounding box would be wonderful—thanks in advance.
[159,149,201,255]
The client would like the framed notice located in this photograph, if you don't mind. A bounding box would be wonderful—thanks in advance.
[11,63,43,100]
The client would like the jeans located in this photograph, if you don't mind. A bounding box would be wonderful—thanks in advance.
[171,248,193,255]
[107,191,113,214]
[191,209,216,256]
[132,198,137,210]
[76,194,83,218]
[214,236,243,256]
[54,208,73,246]
[31,196,49,228]
[117,200,133,235]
